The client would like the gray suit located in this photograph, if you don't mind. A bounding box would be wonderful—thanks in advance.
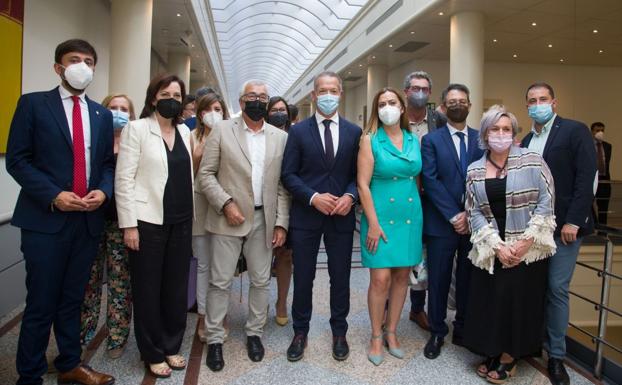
[198,116,290,343]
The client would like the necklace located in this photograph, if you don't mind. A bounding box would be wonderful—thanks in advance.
[487,152,508,179]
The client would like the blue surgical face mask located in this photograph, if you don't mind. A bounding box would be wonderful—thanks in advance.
[111,109,129,130]
[528,103,554,125]
[316,94,340,116]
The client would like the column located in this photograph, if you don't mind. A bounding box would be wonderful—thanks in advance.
[109,0,153,114]
[168,52,191,92]
[366,64,387,115]
[450,11,484,128]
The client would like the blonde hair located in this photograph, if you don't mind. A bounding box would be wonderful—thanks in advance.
[101,94,136,120]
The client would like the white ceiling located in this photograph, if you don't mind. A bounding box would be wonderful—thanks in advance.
[208,0,368,103]
[340,0,622,87]
[151,0,219,91]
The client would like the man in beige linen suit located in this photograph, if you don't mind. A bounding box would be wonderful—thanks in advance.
[198,80,290,372]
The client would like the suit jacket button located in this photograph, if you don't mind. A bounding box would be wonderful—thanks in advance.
[389,197,395,202]
[389,220,394,225]
[408,197,413,202]
[406,219,411,224]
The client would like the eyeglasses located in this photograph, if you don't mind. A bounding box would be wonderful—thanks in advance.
[407,86,430,94]
[243,93,270,103]
[445,100,469,108]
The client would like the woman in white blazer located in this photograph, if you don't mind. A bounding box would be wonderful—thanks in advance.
[115,74,193,378]
[190,92,230,342]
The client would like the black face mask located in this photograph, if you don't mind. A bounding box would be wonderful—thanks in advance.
[244,100,267,122]
[268,112,288,128]
[445,105,469,123]
[156,98,182,119]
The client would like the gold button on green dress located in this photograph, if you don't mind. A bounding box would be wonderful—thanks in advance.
[360,127,423,268]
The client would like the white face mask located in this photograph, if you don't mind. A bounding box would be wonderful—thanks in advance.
[62,62,94,90]
[378,105,401,126]
[202,110,223,128]
[594,131,604,141]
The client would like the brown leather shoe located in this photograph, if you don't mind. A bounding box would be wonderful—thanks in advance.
[409,310,430,331]
[57,364,115,385]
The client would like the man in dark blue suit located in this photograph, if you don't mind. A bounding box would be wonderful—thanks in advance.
[6,39,115,385]
[281,71,361,362]
[521,82,596,385]
[420,84,484,359]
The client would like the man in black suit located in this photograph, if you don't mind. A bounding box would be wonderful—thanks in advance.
[521,82,597,385]
[7,39,115,385]
[281,71,361,362]
[591,122,612,225]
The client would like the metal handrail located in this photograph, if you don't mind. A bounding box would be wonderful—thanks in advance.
[566,225,621,379]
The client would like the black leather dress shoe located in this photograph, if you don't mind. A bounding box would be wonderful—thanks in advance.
[287,334,307,362]
[332,336,349,361]
[424,335,444,359]
[206,343,224,372]
[548,357,570,385]
[247,336,265,362]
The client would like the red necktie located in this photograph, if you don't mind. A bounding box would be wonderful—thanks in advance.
[71,95,87,197]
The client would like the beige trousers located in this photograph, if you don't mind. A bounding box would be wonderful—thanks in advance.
[205,210,272,344]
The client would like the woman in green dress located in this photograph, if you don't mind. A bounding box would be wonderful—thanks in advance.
[358,87,423,365]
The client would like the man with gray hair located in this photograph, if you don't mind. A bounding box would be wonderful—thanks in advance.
[402,70,446,331]
[198,80,291,371]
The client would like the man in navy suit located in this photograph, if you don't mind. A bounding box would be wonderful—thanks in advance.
[521,82,596,385]
[281,71,361,362]
[6,39,115,385]
[420,84,484,359]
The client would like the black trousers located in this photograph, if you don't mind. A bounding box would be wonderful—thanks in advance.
[290,218,353,337]
[595,179,611,225]
[17,213,99,385]
[129,220,192,363]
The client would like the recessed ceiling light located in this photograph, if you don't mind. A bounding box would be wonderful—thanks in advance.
[559,59,564,62]
[372,55,376,59]
[513,54,518,58]
[388,44,393,48]
[438,12,444,16]
[191,44,195,48]
[492,39,497,43]
[359,64,363,67]
[410,31,415,35]
[176,13,181,17]
[162,29,169,33]
[531,22,537,26]
[547,43,553,48]
[593,29,599,33]
[348,71,351,74]
[598,49,604,54]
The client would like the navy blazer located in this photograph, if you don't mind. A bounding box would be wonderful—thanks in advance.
[281,115,362,232]
[6,87,115,236]
[521,115,596,237]
[421,125,484,237]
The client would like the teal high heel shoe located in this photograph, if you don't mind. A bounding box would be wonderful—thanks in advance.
[367,334,384,366]
[384,330,405,359]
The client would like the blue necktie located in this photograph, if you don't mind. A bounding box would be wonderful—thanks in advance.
[456,131,467,176]
[323,119,334,164]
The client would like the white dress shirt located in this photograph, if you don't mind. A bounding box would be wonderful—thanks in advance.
[447,122,468,159]
[59,85,91,186]
[243,119,266,206]
[315,111,339,156]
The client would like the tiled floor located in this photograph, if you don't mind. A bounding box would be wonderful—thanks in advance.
[0,236,604,385]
